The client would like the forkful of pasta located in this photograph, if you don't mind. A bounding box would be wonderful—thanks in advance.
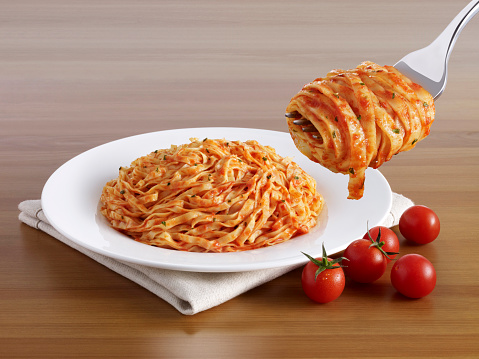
[285,0,479,200]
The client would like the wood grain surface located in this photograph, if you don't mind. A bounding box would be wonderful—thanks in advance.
[1,0,479,358]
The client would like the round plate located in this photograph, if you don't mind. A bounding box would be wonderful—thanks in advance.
[41,127,392,272]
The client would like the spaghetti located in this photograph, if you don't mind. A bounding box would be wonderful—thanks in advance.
[286,61,435,199]
[100,138,324,252]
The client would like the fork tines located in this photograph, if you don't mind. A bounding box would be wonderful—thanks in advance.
[291,118,310,126]
[285,111,301,118]
[285,112,319,136]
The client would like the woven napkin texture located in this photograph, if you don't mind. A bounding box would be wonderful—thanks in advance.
[18,193,413,315]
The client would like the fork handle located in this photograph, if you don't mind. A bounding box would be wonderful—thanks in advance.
[430,0,479,67]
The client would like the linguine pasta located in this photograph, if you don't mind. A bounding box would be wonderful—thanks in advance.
[100,138,324,252]
[286,61,435,200]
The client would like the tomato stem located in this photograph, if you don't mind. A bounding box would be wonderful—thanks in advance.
[366,226,399,260]
[302,243,349,281]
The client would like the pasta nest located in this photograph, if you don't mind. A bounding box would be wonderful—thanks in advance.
[100,138,324,252]
[286,61,435,200]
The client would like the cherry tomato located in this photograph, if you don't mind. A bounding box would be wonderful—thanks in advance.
[343,239,387,283]
[390,254,436,298]
[399,205,440,244]
[301,247,347,303]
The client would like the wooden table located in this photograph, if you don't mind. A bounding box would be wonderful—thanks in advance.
[2,0,479,357]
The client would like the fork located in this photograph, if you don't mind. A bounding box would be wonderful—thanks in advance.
[286,0,479,133]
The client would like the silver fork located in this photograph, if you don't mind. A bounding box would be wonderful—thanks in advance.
[287,0,479,132]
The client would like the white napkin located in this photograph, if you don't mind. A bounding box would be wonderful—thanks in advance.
[18,193,413,315]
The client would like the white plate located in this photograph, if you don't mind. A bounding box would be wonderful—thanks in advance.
[42,127,392,272]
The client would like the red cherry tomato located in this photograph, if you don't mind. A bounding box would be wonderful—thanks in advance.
[391,254,436,298]
[363,226,400,262]
[301,248,346,303]
[343,239,387,283]
[399,205,440,244]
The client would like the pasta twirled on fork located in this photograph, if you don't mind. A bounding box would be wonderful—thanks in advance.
[286,61,435,200]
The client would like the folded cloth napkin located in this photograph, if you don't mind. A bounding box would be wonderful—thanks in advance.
[18,193,413,315]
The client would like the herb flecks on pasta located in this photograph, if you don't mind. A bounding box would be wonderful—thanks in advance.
[100,138,324,252]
